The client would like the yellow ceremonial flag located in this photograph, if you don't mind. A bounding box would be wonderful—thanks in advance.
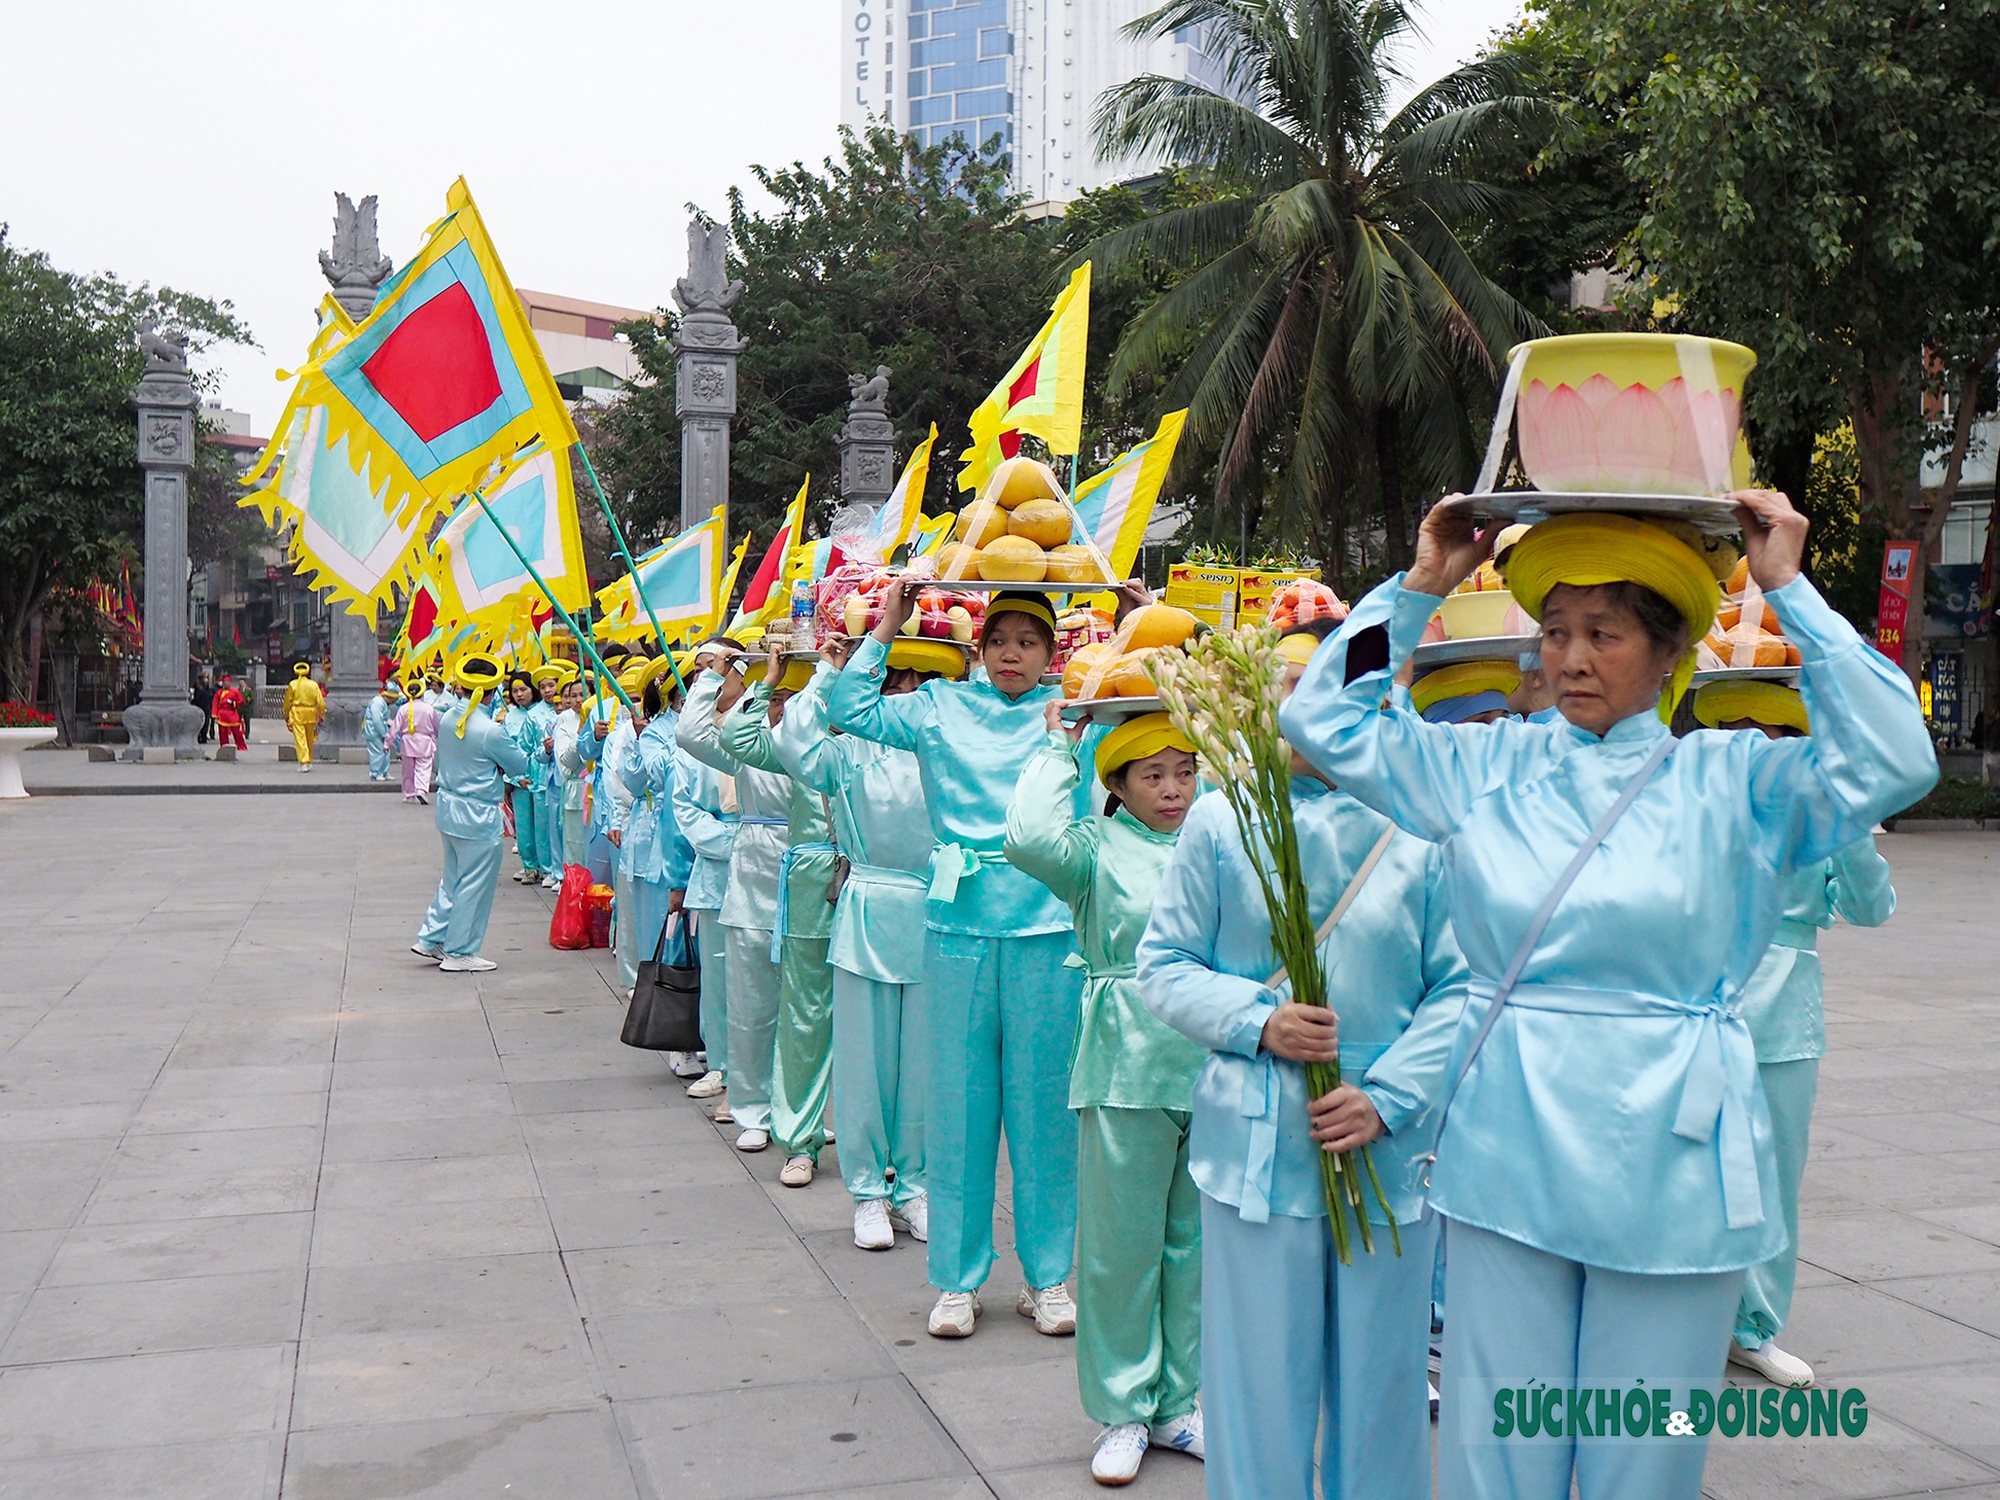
[959,262,1091,492]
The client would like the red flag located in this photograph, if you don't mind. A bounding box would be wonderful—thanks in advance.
[736,524,792,621]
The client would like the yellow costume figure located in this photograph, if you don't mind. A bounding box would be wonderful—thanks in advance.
[282,664,326,772]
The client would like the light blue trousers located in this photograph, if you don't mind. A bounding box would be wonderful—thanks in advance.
[1439,1220,1743,1500]
[367,736,393,779]
[538,784,561,874]
[510,786,546,876]
[1201,1194,1437,1500]
[613,863,638,993]
[921,929,1081,1293]
[1735,1057,1819,1348]
[561,807,587,868]
[724,923,780,1132]
[415,833,505,959]
[831,968,926,1205]
[693,909,728,1077]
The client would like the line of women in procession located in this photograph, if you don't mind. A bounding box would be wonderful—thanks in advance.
[414,483,1933,1498]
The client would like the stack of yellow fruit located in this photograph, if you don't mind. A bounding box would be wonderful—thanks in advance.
[1062,604,1201,699]
[937,456,1115,586]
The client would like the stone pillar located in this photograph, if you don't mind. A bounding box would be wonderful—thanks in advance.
[838,365,895,517]
[672,220,747,534]
[121,325,205,758]
[315,193,395,757]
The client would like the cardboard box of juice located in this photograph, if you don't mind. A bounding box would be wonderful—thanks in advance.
[1165,565,1241,613]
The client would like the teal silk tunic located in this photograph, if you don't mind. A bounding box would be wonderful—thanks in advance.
[1741,836,1895,1064]
[827,635,1084,938]
[1135,777,1469,1224]
[676,671,789,933]
[721,682,834,944]
[1279,572,1937,1273]
[1004,734,1207,1112]
[432,699,530,841]
[770,666,932,986]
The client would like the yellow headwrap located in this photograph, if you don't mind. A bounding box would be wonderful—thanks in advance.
[293,662,311,677]
[887,639,969,679]
[1094,711,1197,782]
[774,659,815,694]
[1412,661,1522,716]
[637,654,683,696]
[1277,632,1321,668]
[450,653,505,737]
[1693,679,1810,735]
[984,594,1058,633]
[1505,513,1722,721]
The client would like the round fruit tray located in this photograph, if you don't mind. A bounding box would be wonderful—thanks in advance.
[1439,491,1742,536]
[922,577,1118,594]
[1690,666,1800,687]
[1411,634,1543,672]
[1060,694,1167,725]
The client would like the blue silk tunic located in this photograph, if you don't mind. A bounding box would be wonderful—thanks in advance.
[771,666,932,986]
[828,635,1084,938]
[1742,837,1894,1064]
[432,699,529,842]
[676,671,789,933]
[615,712,695,889]
[1136,776,1469,1224]
[1279,572,1937,1273]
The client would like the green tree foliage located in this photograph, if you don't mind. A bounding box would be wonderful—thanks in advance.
[1557,0,2000,666]
[595,129,1069,556]
[0,229,250,700]
[1077,0,1545,590]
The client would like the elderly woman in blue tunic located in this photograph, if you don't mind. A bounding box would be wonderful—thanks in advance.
[1691,674,1897,1390]
[1280,489,1935,1500]
[1137,626,1469,1500]
[830,581,1088,1341]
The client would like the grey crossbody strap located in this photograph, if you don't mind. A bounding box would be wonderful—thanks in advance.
[1423,734,1676,1193]
[1265,822,1398,993]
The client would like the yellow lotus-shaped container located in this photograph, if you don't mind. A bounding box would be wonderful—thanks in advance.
[1512,334,1756,496]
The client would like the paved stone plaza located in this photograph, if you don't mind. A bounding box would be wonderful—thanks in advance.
[0,784,1995,1499]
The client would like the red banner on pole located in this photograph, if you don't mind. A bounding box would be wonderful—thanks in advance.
[1876,540,1918,661]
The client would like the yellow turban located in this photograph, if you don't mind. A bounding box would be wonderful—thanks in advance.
[1412,661,1522,716]
[637,654,683,694]
[450,652,505,737]
[293,662,311,677]
[1693,679,1810,735]
[1095,711,1197,781]
[887,639,969,679]
[1277,632,1321,667]
[1506,513,1722,722]
[985,594,1058,633]
[775,659,815,693]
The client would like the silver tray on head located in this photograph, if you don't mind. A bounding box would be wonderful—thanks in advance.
[1060,694,1167,726]
[1441,491,1742,536]
[832,633,975,655]
[1689,666,1800,687]
[924,577,1117,594]
[1410,634,1542,672]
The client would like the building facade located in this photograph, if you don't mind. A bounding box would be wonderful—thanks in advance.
[840,0,1231,202]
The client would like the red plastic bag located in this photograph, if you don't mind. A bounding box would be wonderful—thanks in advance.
[549,866,592,950]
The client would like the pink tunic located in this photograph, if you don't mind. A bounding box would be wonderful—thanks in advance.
[393,700,439,800]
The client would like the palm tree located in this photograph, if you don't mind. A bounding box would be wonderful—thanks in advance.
[1085,0,1545,580]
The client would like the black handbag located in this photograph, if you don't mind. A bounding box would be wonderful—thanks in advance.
[622,911,702,1051]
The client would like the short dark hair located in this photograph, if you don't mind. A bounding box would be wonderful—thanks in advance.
[642,680,663,719]
[1593,581,1690,656]
[506,670,535,699]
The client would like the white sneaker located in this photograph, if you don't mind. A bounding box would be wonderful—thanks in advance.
[410,942,442,959]
[668,1051,707,1080]
[438,954,497,972]
[889,1193,929,1243]
[779,1155,815,1187]
[927,1289,981,1338]
[1091,1423,1148,1486]
[1150,1407,1204,1459]
[853,1199,895,1250]
[735,1128,769,1153]
[1729,1338,1815,1388]
[1017,1282,1077,1336]
[686,1070,725,1098]
[540,874,558,890]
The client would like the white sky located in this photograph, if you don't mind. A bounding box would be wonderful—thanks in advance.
[0,0,1521,439]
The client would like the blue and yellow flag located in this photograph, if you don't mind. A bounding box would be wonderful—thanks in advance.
[595,507,729,643]
[430,441,589,621]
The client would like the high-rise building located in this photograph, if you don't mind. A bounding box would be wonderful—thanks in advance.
[840,0,1231,202]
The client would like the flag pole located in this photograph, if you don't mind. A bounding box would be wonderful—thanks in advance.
[469,490,636,718]
[572,442,685,696]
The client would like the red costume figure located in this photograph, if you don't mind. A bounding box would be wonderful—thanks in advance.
[213,677,248,751]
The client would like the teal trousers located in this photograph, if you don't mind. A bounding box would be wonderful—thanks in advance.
[1439,1220,1743,1500]
[922,928,1081,1293]
[1735,1057,1819,1348]
[693,909,728,1077]
[771,935,834,1160]
[1075,1106,1200,1428]
[832,969,926,1205]
[510,787,546,876]
[724,924,780,1132]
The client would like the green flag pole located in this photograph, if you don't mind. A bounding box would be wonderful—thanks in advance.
[468,489,636,718]
[572,443,685,696]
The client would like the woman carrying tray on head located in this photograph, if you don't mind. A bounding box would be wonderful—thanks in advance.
[1279,488,1935,1500]
[829,580,1088,1342]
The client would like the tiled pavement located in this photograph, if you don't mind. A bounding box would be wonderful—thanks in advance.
[0,788,1993,1499]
